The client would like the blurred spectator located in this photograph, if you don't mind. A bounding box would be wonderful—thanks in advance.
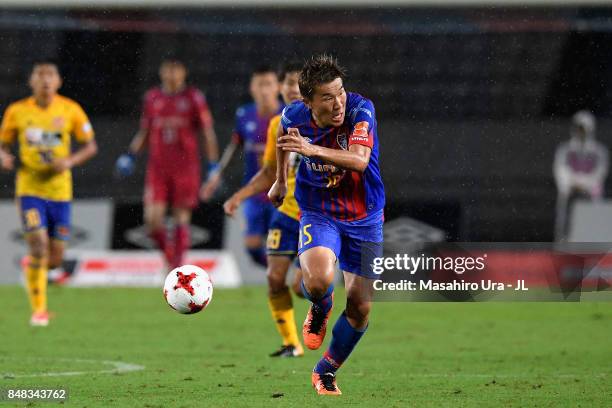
[554,110,609,241]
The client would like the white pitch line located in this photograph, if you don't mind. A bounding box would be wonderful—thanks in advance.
[1,358,145,379]
[400,373,609,379]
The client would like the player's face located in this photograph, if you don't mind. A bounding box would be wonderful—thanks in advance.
[307,77,346,128]
[250,72,279,109]
[280,72,301,105]
[29,64,61,98]
[160,62,187,92]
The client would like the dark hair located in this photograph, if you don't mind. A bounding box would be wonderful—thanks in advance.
[299,54,346,100]
[160,58,186,68]
[31,60,60,73]
[252,64,276,77]
[277,60,303,82]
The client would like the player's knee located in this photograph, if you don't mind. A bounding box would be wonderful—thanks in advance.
[147,217,164,231]
[29,237,48,259]
[48,256,62,269]
[301,266,333,298]
[266,266,286,294]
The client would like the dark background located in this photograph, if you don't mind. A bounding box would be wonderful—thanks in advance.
[1,7,612,241]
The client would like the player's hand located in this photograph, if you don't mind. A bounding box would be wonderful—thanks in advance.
[223,194,242,217]
[51,157,73,173]
[268,179,287,208]
[278,128,317,157]
[200,172,222,202]
[0,152,15,171]
[115,153,136,178]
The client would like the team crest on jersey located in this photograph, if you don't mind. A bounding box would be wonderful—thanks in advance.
[52,116,65,129]
[246,121,257,133]
[176,98,190,112]
[337,132,348,150]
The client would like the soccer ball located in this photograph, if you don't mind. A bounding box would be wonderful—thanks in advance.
[163,265,213,314]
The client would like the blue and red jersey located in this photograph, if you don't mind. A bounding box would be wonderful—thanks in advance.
[281,92,385,222]
[232,102,284,195]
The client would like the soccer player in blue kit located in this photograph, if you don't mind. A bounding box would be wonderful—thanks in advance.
[201,65,283,266]
[268,55,385,395]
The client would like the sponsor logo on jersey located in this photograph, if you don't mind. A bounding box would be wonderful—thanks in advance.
[53,116,65,129]
[25,127,61,147]
[245,121,257,133]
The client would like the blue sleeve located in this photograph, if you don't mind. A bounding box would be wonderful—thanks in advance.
[232,107,245,145]
[280,106,291,134]
[348,97,375,130]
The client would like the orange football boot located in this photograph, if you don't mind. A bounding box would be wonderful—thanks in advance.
[30,311,50,327]
[303,294,333,350]
[312,372,342,395]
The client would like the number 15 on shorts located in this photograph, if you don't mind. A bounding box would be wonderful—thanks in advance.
[299,224,312,249]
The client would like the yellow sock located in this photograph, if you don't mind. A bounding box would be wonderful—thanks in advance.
[268,288,301,347]
[24,255,48,313]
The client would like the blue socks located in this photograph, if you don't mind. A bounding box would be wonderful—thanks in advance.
[314,312,367,375]
[301,280,334,314]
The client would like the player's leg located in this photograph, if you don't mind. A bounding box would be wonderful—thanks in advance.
[170,207,192,269]
[145,201,170,264]
[312,221,382,396]
[298,212,341,351]
[169,169,200,269]
[242,198,268,267]
[48,239,65,270]
[144,171,172,264]
[266,211,303,357]
[311,271,372,396]
[47,200,71,284]
[291,260,304,298]
[18,197,50,326]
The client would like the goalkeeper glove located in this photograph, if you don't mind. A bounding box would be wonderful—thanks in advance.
[115,152,136,178]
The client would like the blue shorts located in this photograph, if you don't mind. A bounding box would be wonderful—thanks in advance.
[267,210,300,261]
[19,196,71,241]
[298,209,383,279]
[242,197,274,237]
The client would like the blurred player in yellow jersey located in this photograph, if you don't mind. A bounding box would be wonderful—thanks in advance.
[223,61,305,357]
[0,61,97,326]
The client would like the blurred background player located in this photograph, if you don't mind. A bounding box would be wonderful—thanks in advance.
[223,61,305,357]
[201,65,282,267]
[115,58,219,269]
[0,61,97,326]
[553,110,609,241]
[269,55,385,395]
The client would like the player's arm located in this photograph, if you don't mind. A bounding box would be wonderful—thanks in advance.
[115,94,152,178]
[53,106,98,173]
[53,139,98,173]
[129,129,149,155]
[202,126,220,170]
[194,90,220,173]
[278,127,371,173]
[268,124,289,207]
[0,105,17,171]
[199,133,240,202]
[0,142,15,171]
[223,165,275,216]
[224,118,279,215]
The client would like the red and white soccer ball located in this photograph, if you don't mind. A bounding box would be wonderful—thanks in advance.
[163,265,213,314]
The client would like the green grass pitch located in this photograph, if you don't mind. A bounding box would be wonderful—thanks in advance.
[0,286,610,407]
